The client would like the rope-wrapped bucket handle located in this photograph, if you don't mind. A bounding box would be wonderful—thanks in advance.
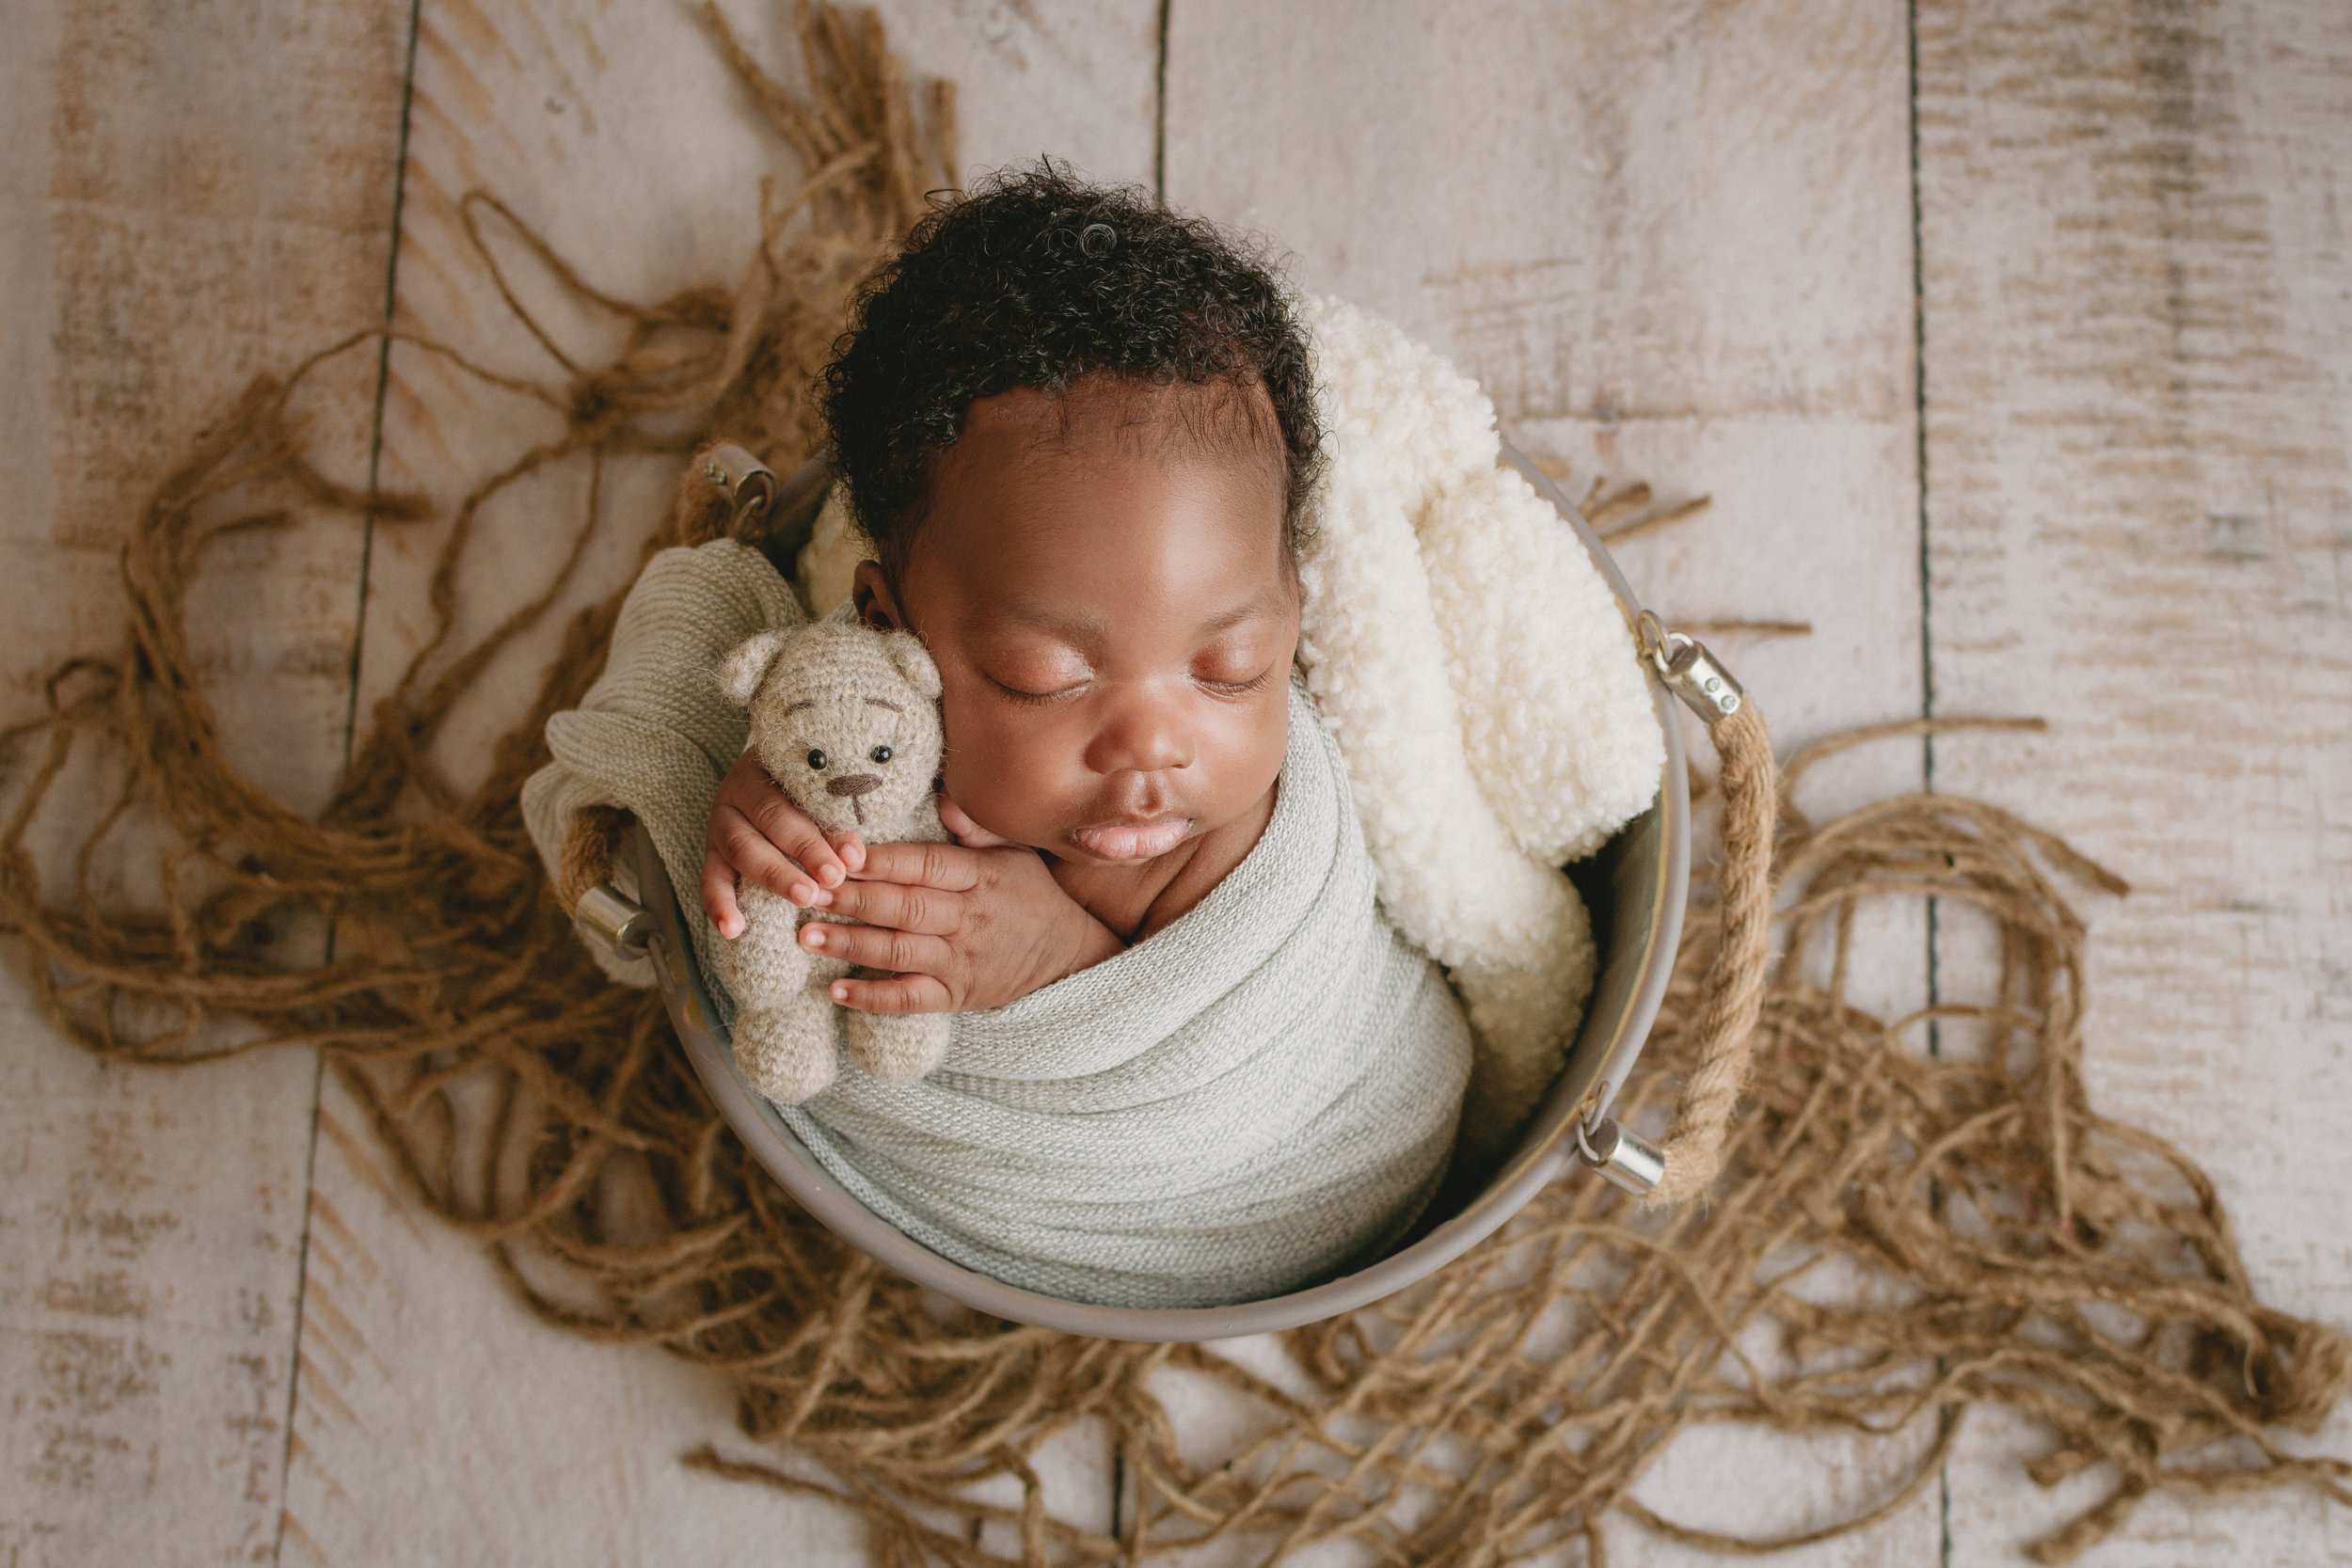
[1575,610,1776,1206]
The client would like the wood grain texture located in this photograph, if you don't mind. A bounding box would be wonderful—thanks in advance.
[278,2,1157,1560]
[1916,0,2352,1560]
[0,4,410,1564]
[1164,2,1935,1562]
[276,1070,881,1567]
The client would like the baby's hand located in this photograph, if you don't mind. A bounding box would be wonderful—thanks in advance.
[804,797,1123,1013]
[700,746,866,940]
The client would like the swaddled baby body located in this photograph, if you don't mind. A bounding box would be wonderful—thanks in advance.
[692,162,1477,1307]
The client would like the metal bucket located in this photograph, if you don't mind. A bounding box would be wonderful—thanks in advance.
[586,443,1690,1340]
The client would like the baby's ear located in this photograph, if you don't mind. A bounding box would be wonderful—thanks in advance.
[716,629,789,707]
[884,631,942,701]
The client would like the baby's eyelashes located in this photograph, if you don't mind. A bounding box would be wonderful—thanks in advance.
[986,672,1088,705]
[1196,667,1275,697]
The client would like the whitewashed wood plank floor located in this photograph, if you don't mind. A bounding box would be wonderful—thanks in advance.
[1917,2,2352,1561]
[2,2,2345,1564]
[0,4,410,1564]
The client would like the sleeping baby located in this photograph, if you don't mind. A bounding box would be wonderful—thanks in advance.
[527,158,1664,1310]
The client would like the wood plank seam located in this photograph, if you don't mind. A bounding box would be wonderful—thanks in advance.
[268,3,426,1564]
[1152,0,1170,201]
[1902,3,1957,1564]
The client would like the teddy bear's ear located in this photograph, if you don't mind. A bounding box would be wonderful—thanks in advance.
[716,629,790,707]
[884,630,943,701]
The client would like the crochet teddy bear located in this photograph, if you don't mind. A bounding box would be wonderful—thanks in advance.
[709,614,952,1103]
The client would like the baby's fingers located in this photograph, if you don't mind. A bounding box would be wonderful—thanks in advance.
[828,829,867,875]
[699,847,745,940]
[831,973,954,1015]
[855,840,986,892]
[739,784,852,890]
[709,803,829,907]
[801,922,948,976]
[822,878,959,935]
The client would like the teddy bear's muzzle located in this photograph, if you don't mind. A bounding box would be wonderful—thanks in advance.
[826,774,882,798]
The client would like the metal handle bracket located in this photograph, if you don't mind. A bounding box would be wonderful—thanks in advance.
[576,883,652,960]
[1636,609,1743,722]
[699,443,779,533]
[1577,1117,1668,1196]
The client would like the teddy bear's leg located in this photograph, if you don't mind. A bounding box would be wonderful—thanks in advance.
[844,1008,952,1085]
[730,981,842,1103]
[716,887,839,1102]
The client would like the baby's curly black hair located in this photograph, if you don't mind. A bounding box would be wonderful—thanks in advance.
[818,156,1325,575]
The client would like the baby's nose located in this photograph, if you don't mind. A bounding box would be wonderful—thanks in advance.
[826,773,882,798]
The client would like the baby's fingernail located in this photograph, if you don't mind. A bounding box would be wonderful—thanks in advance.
[831,983,849,1002]
[804,927,826,948]
[819,864,843,888]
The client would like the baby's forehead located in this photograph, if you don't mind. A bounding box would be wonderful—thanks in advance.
[964,373,1285,483]
[898,373,1295,594]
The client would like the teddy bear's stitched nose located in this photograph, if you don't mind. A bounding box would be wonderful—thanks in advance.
[826,773,882,798]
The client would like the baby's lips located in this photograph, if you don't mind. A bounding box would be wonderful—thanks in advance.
[1069,816,1193,862]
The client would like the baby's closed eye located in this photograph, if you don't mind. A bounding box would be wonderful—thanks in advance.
[1192,636,1281,691]
[978,648,1094,702]
[987,672,1087,705]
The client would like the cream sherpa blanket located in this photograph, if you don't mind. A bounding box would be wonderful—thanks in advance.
[521,294,1663,1300]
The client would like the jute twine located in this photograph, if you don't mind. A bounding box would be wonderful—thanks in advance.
[4,5,2348,1562]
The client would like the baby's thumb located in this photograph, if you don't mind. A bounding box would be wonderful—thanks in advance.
[937,790,1010,848]
[827,829,867,875]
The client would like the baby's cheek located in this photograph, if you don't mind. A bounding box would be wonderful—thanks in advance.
[1232,709,1289,803]
[1207,694,1291,815]
[935,707,1073,846]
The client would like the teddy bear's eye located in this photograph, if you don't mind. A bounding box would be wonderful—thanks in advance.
[870,745,893,765]
[806,749,828,770]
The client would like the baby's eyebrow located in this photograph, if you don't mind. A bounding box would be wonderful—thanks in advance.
[1200,590,1282,636]
[998,599,1108,645]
